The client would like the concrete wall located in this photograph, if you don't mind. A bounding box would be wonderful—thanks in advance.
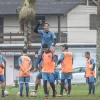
[67,5,97,43]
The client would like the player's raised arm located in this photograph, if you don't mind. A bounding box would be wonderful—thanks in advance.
[57,53,64,65]
[34,20,42,33]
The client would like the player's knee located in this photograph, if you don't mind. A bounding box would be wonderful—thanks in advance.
[1,81,6,89]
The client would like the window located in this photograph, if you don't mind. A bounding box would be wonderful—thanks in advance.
[0,17,3,43]
[90,14,97,30]
[73,67,81,73]
[81,67,86,72]
[32,16,45,29]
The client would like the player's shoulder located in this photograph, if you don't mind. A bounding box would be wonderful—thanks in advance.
[49,31,55,34]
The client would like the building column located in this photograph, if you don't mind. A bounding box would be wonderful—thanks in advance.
[58,16,61,43]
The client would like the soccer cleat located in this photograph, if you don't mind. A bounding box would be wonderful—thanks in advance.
[43,96,48,99]
[67,93,70,97]
[52,94,56,98]
[1,95,5,97]
[57,94,63,97]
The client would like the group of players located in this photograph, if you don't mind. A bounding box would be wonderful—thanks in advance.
[0,21,95,99]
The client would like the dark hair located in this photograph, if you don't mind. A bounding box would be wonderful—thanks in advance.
[44,23,49,26]
[62,44,68,49]
[22,48,27,53]
[85,52,90,55]
[42,44,49,48]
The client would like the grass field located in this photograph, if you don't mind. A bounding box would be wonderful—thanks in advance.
[0,84,100,100]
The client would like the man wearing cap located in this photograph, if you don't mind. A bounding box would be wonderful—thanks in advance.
[57,44,73,97]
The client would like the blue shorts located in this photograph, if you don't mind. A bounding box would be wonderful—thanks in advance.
[36,72,42,79]
[86,76,95,83]
[42,72,55,82]
[19,77,30,83]
[0,75,5,82]
[54,69,60,81]
[65,79,68,84]
[61,72,72,80]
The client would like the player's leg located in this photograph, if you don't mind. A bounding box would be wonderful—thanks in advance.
[25,77,30,97]
[59,72,65,96]
[42,72,48,99]
[67,73,72,96]
[64,79,68,92]
[35,48,43,70]
[0,75,6,97]
[48,73,56,97]
[19,77,24,96]
[88,76,95,94]
[34,72,42,92]
[47,82,50,95]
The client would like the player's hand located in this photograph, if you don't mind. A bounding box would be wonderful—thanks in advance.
[33,68,39,72]
[38,20,42,25]
[84,74,86,78]
[24,71,27,74]
[58,80,61,85]
[52,43,55,47]
[35,54,38,58]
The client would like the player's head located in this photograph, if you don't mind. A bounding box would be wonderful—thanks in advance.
[22,48,27,54]
[62,44,68,51]
[43,23,49,32]
[42,44,49,52]
[85,52,90,59]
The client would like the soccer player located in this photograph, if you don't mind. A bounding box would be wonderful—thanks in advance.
[33,21,56,70]
[85,52,95,94]
[37,44,56,99]
[0,55,6,97]
[57,44,73,97]
[18,48,32,97]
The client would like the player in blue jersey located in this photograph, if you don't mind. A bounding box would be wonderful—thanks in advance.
[33,21,56,71]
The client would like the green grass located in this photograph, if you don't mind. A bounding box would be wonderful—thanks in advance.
[0,84,100,100]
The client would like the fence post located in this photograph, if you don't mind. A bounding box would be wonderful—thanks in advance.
[10,32,11,44]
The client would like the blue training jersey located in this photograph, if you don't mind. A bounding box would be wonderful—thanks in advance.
[38,30,56,47]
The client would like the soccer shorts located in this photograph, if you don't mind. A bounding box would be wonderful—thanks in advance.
[54,68,60,81]
[42,72,55,82]
[86,76,95,83]
[61,72,73,80]
[19,76,30,83]
[36,72,42,79]
[0,75,5,82]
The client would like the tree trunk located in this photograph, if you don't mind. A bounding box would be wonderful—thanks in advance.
[24,23,28,49]
[96,0,100,80]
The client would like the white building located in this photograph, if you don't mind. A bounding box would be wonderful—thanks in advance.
[0,0,97,85]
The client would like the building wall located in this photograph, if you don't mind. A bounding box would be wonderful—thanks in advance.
[3,56,14,85]
[67,5,97,43]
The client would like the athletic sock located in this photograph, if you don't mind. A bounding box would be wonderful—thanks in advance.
[20,83,23,96]
[25,83,29,96]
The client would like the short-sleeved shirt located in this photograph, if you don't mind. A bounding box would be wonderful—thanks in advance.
[38,30,56,47]
[0,55,3,75]
[18,56,32,77]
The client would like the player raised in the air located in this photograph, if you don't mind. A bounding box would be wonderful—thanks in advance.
[18,48,32,97]
[85,52,95,95]
[33,21,56,71]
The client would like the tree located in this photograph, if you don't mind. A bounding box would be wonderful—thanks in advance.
[16,0,36,49]
[96,0,100,79]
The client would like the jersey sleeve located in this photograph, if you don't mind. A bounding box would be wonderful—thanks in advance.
[51,32,56,39]
[38,30,43,35]
[90,58,95,64]
[18,57,22,65]
[57,53,64,64]
[30,60,32,66]
[0,56,3,63]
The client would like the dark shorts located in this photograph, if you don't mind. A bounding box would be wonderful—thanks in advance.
[36,72,42,79]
